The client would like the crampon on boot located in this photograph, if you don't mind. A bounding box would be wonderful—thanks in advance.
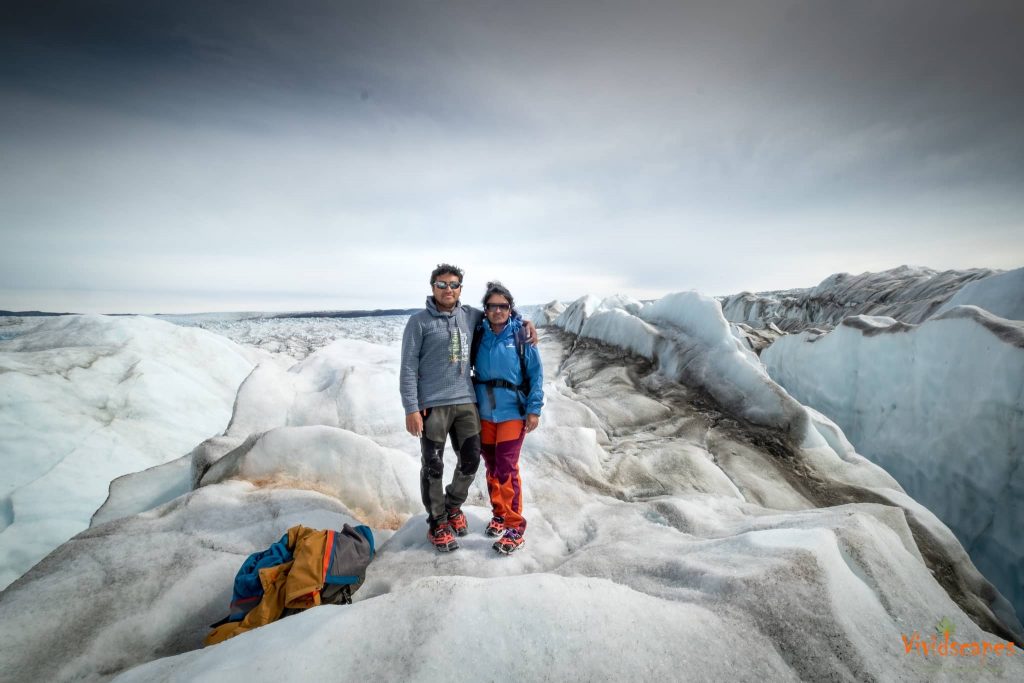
[429,523,459,552]
[447,508,469,537]
[484,516,505,538]
[493,528,524,555]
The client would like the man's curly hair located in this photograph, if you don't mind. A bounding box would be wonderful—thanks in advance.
[429,263,464,285]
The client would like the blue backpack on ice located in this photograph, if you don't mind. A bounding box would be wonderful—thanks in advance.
[220,523,375,623]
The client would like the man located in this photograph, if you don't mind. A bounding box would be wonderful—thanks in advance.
[399,263,535,552]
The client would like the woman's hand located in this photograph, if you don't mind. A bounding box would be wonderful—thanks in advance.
[524,413,540,434]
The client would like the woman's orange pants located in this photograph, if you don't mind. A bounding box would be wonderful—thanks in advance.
[480,419,526,533]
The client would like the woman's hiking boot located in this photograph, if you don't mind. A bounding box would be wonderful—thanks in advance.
[485,516,505,538]
[447,508,469,537]
[429,523,459,552]
[493,528,524,555]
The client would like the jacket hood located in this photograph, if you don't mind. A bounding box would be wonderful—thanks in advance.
[424,295,463,317]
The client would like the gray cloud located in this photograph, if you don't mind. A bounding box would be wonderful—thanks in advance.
[2,1,1022,312]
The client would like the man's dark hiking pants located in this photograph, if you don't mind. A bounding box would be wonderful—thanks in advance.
[419,403,481,530]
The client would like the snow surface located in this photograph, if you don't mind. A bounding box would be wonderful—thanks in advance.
[198,425,422,528]
[0,314,256,590]
[1,481,362,682]
[1,300,1022,682]
[0,316,46,342]
[762,305,1024,625]
[164,314,409,361]
[90,335,413,528]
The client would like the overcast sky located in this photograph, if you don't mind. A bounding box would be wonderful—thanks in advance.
[2,1,1022,313]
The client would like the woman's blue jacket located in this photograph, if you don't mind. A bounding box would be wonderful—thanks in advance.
[473,317,544,423]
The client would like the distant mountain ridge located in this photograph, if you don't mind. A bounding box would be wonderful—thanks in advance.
[1,308,421,319]
[0,310,77,317]
[271,308,418,319]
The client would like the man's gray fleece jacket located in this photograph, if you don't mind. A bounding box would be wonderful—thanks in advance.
[400,296,484,414]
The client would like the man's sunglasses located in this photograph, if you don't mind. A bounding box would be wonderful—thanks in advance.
[433,281,462,289]
[485,303,511,311]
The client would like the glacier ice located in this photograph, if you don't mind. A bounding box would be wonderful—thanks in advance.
[0,297,1021,682]
[719,265,999,331]
[762,305,1024,625]
[0,314,256,590]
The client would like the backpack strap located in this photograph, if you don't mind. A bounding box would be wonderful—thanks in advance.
[474,378,520,412]
[470,320,484,370]
[514,326,531,400]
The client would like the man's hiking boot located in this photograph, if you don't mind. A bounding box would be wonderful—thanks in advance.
[447,508,469,537]
[429,523,459,552]
[485,516,505,538]
[493,528,524,555]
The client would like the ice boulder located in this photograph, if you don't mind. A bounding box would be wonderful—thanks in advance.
[0,314,255,589]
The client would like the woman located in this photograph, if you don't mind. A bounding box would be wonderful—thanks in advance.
[472,282,544,555]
